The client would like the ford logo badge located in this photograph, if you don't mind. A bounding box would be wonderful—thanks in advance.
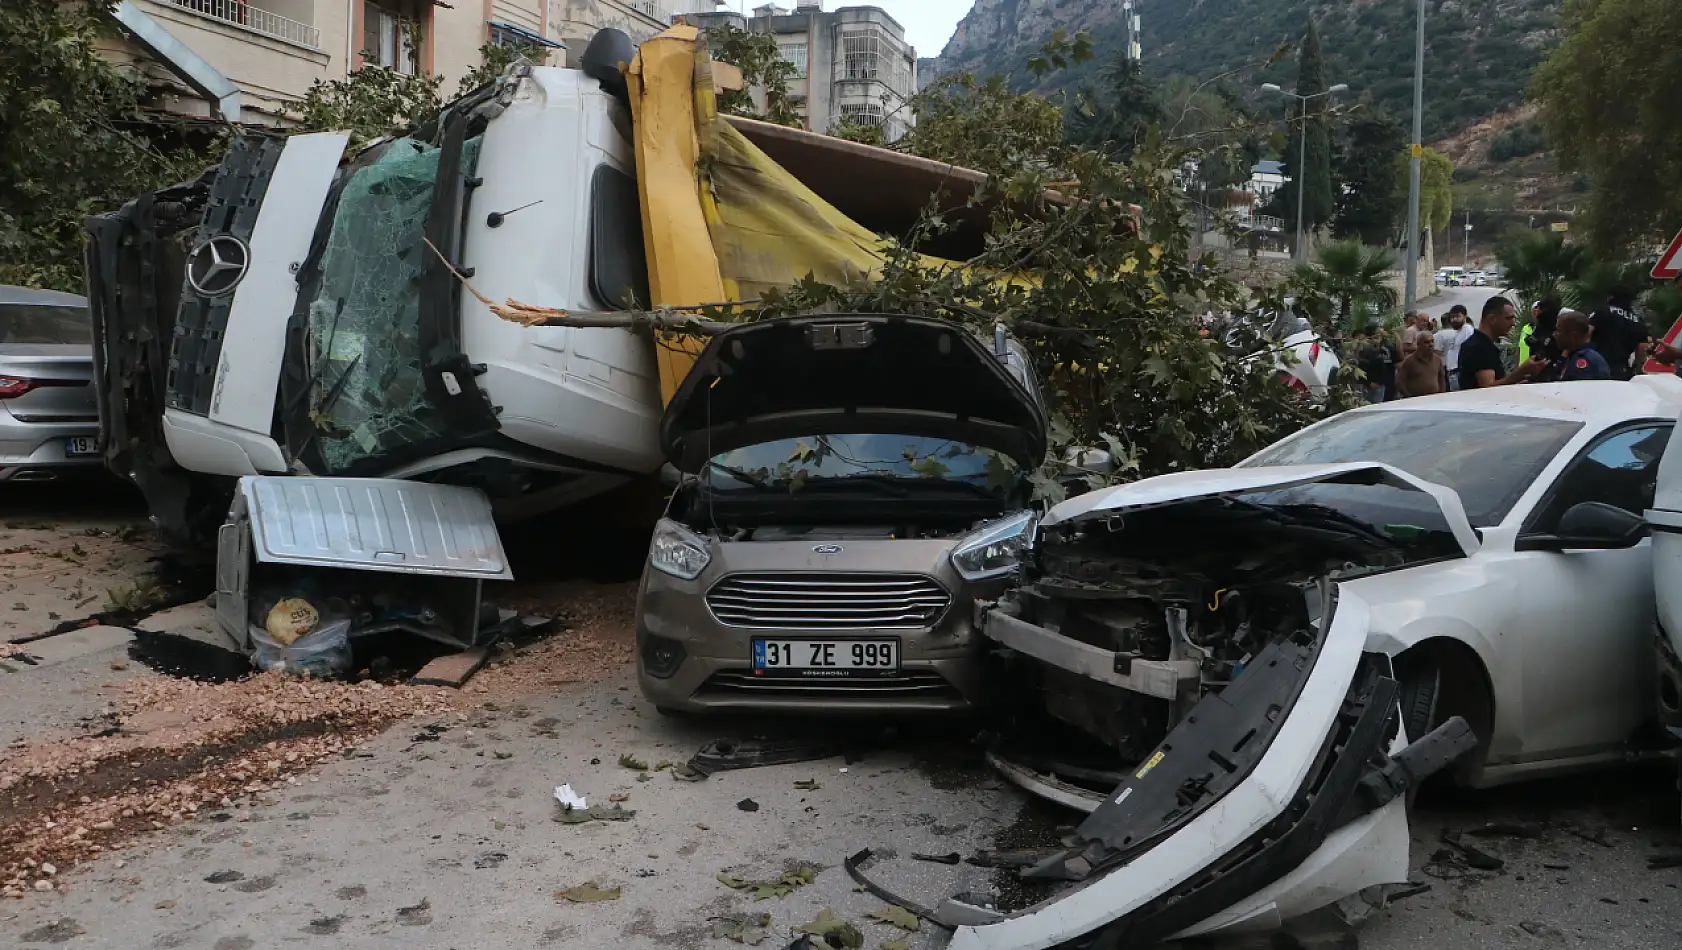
[813,544,844,555]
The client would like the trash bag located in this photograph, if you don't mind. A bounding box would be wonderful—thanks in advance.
[249,618,352,679]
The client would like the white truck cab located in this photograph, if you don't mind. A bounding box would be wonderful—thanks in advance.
[86,37,664,538]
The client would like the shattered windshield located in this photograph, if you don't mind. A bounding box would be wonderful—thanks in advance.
[704,435,1021,497]
[1241,409,1581,527]
[304,136,482,474]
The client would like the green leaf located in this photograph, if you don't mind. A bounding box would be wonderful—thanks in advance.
[867,906,921,932]
[618,753,649,771]
[794,910,863,949]
[711,913,773,944]
[556,882,621,902]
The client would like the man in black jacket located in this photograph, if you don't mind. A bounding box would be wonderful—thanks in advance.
[1590,289,1651,379]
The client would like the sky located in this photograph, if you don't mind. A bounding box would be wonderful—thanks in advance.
[714,1,973,58]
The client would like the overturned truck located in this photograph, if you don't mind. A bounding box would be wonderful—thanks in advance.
[84,25,1014,541]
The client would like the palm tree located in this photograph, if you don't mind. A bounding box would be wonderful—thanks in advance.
[1563,260,1648,311]
[1300,240,1398,331]
[1496,229,1589,305]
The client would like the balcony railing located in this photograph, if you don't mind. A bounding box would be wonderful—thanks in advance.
[163,0,322,49]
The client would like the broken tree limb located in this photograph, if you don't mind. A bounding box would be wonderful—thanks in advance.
[422,237,752,335]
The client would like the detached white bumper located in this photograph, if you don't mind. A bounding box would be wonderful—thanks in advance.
[954,588,1473,948]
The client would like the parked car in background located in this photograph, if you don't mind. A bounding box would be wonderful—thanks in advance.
[1220,309,1340,398]
[636,315,1048,714]
[0,286,100,483]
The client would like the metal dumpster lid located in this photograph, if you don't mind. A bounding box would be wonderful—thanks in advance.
[240,476,512,580]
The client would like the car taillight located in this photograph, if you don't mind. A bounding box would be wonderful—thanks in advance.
[0,376,77,399]
[1278,372,1310,393]
[1308,342,1322,363]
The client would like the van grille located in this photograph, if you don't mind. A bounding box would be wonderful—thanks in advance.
[701,670,962,700]
[705,573,951,629]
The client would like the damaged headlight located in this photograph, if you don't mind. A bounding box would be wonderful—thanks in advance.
[650,520,712,580]
[951,510,1038,582]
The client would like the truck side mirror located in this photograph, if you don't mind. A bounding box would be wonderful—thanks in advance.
[659,463,683,491]
[1061,447,1116,477]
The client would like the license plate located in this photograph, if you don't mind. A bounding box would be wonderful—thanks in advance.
[753,639,898,676]
[64,437,98,458]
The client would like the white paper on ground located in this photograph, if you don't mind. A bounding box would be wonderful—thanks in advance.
[554,784,587,809]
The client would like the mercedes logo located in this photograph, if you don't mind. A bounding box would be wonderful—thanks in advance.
[812,544,844,555]
[186,235,251,298]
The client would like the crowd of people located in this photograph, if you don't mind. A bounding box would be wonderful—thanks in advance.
[1352,290,1670,403]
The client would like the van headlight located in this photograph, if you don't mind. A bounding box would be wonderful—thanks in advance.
[951,511,1038,582]
[650,521,711,580]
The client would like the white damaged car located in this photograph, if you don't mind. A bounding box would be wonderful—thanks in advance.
[943,377,1681,948]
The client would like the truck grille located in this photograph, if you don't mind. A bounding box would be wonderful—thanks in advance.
[705,573,951,629]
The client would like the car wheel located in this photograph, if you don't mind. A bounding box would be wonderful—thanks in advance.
[1396,660,1443,806]
[1398,662,1442,744]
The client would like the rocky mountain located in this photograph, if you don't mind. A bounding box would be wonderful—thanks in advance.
[933,0,1564,141]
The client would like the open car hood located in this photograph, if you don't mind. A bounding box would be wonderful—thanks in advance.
[1042,461,1480,557]
[660,314,1047,472]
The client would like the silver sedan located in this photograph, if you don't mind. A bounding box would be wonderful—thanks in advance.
[0,286,100,482]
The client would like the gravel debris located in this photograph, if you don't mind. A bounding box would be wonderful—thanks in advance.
[0,581,635,900]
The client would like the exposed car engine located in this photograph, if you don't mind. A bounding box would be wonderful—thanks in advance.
[993,495,1421,765]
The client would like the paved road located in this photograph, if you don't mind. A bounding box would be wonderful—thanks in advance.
[3,645,1678,950]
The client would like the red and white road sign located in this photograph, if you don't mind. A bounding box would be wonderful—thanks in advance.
[1653,228,1682,280]
[1643,315,1682,375]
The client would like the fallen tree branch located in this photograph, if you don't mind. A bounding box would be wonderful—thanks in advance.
[422,238,753,335]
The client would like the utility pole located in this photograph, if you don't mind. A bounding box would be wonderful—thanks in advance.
[1403,0,1425,315]
[1464,210,1472,268]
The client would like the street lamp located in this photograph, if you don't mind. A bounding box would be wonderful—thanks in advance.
[1261,81,1349,262]
[1403,0,1426,319]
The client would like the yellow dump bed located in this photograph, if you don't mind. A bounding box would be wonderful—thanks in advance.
[627,25,992,404]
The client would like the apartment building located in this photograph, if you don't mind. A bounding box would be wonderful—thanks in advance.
[97,0,712,127]
[685,2,918,141]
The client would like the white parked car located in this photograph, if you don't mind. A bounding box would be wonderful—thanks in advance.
[1222,311,1340,398]
[943,378,1680,949]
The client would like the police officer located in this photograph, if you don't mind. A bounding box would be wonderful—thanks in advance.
[1547,310,1612,381]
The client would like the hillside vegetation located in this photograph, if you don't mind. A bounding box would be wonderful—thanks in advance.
[935,0,1563,141]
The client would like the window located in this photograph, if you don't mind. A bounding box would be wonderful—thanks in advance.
[780,42,807,79]
[836,102,884,129]
[588,164,650,312]
[841,28,880,80]
[1242,409,1583,527]
[363,1,420,75]
[488,23,536,51]
[0,305,91,345]
[1526,425,1673,531]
